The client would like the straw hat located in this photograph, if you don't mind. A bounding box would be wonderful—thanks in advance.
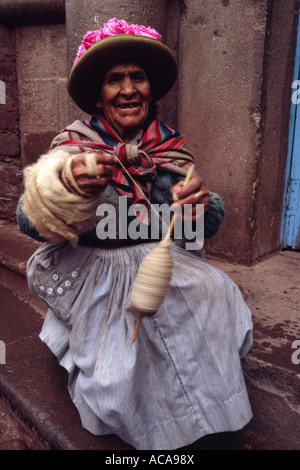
[67,18,177,114]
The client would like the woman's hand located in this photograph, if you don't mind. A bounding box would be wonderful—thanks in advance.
[170,176,210,222]
[69,152,116,196]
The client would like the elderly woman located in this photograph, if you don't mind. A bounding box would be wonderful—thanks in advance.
[17,19,253,450]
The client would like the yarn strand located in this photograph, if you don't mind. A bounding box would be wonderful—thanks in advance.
[114,155,170,233]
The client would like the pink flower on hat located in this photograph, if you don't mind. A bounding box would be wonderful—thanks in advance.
[102,18,131,36]
[128,24,161,40]
[83,29,105,47]
[73,18,162,65]
[73,29,105,64]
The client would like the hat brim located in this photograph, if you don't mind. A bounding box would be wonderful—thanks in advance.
[67,35,177,114]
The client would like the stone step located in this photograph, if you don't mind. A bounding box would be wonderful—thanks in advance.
[0,281,280,450]
[0,222,298,450]
[0,222,44,314]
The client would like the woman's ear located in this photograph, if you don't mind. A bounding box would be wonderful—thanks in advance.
[95,99,102,109]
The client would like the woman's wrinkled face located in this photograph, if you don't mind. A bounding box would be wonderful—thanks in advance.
[96,63,152,142]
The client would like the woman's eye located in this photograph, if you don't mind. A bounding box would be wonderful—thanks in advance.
[133,74,145,82]
[108,75,121,84]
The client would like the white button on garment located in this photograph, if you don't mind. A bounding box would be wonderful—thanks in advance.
[47,287,54,295]
[71,270,78,278]
[52,273,59,281]
[56,286,64,295]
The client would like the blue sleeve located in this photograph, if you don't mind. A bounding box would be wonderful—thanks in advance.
[150,171,225,239]
[16,195,46,242]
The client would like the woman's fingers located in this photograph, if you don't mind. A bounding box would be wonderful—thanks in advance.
[71,153,115,176]
[172,176,202,200]
[70,152,116,195]
[170,176,210,221]
[76,175,113,195]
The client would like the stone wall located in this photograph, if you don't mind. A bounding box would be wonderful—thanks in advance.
[0,24,22,221]
[16,24,68,166]
[177,0,298,264]
[248,0,299,262]
[0,0,67,221]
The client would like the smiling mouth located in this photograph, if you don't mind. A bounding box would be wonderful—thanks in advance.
[118,102,140,109]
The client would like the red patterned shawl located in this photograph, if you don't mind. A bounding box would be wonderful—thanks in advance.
[51,114,195,208]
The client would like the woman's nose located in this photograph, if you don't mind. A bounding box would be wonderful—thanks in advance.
[121,77,136,95]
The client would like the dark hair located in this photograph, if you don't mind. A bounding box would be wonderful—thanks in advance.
[143,102,157,131]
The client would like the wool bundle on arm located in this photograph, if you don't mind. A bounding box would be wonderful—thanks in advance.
[23,149,104,245]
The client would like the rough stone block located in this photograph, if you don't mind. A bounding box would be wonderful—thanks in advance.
[21,131,59,164]
[18,78,68,133]
[0,24,20,161]
[15,24,67,79]
[0,160,23,221]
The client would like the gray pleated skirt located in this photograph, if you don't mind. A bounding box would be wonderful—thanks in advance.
[27,241,253,450]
